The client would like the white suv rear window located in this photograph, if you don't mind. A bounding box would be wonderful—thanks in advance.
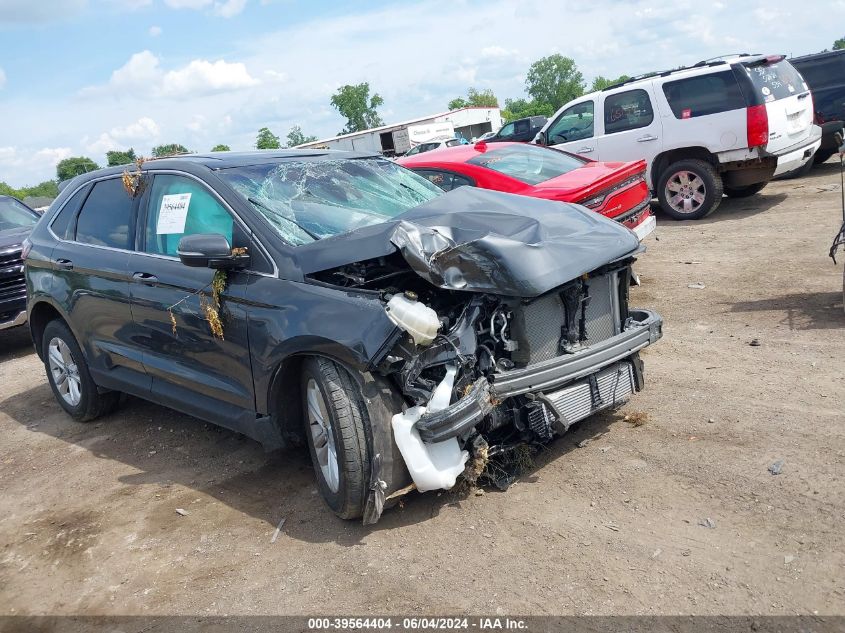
[742,60,807,102]
[662,70,746,119]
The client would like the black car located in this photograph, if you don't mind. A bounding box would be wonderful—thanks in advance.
[485,116,548,143]
[1,195,39,331]
[25,151,662,523]
[791,49,845,165]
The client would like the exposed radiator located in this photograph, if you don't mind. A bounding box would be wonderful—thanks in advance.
[509,271,621,366]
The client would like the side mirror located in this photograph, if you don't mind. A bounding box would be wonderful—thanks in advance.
[534,130,547,146]
[177,233,249,270]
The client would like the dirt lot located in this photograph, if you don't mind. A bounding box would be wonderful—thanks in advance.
[1,161,844,616]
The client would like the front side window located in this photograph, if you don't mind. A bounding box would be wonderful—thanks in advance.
[514,119,531,135]
[0,197,38,232]
[604,89,654,134]
[467,144,587,185]
[496,122,515,139]
[547,101,594,143]
[144,175,234,257]
[218,158,443,246]
[413,169,475,192]
[74,178,134,250]
[662,71,746,118]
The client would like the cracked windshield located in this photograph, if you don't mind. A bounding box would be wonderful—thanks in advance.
[219,158,443,244]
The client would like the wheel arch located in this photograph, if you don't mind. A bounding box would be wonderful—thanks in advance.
[29,299,72,361]
[651,146,718,189]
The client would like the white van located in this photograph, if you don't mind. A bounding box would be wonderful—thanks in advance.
[535,55,822,219]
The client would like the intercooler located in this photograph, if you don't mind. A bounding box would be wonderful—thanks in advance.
[510,271,622,366]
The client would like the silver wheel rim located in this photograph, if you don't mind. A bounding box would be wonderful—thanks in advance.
[665,170,706,215]
[306,378,340,493]
[48,337,82,407]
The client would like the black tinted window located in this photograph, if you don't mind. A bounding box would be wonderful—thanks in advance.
[50,185,88,240]
[793,54,845,90]
[413,169,475,191]
[75,178,134,249]
[662,71,746,118]
[604,89,654,134]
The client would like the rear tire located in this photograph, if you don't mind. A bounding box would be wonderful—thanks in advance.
[657,159,722,220]
[814,149,835,165]
[301,357,370,519]
[42,320,119,422]
[723,182,768,198]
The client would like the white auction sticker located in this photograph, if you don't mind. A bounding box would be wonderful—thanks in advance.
[156,193,192,234]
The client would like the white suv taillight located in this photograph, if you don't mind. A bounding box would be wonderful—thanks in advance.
[747,104,769,148]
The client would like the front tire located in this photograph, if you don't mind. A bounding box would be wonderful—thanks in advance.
[301,357,371,519]
[657,159,723,220]
[42,320,119,422]
[723,182,768,198]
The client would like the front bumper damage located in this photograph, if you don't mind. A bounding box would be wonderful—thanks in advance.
[414,309,661,443]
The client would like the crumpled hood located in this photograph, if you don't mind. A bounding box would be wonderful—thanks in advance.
[297,187,640,297]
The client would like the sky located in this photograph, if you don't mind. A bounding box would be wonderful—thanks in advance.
[0,0,842,187]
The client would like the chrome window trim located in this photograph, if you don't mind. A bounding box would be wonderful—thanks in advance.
[48,171,278,278]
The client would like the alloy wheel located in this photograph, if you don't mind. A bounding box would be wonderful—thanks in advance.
[47,337,82,407]
[665,170,706,215]
[306,378,340,493]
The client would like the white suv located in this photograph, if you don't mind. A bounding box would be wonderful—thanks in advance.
[535,54,822,220]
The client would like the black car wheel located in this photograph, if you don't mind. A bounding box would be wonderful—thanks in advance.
[723,182,768,198]
[42,320,119,422]
[301,357,370,519]
[657,159,723,220]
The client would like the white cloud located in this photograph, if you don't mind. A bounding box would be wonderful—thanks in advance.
[0,67,6,89]
[111,116,160,140]
[162,0,247,16]
[0,146,72,184]
[91,51,259,98]
[149,25,163,37]
[213,0,247,17]
[163,0,212,8]
[84,133,121,154]
[162,59,259,96]
[481,46,518,59]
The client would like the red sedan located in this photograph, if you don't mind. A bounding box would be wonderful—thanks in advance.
[397,142,655,240]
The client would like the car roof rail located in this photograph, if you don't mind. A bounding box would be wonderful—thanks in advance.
[602,59,735,92]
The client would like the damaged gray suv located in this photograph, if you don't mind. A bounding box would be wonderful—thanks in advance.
[25,151,662,523]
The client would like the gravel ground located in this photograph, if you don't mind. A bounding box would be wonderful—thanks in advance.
[1,160,843,616]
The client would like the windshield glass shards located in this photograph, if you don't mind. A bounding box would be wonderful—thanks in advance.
[219,158,444,245]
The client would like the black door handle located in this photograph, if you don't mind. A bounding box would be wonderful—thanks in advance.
[132,272,158,284]
[55,258,73,270]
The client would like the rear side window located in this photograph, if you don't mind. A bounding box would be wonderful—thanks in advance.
[413,169,475,191]
[662,71,746,118]
[604,89,654,134]
[793,55,845,90]
[742,59,808,102]
[50,185,89,240]
[74,178,134,250]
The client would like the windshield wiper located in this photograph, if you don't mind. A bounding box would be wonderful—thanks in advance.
[247,196,321,241]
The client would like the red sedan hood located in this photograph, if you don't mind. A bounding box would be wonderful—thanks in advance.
[534,159,646,201]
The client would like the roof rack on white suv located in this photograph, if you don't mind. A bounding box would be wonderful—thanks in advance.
[537,54,821,219]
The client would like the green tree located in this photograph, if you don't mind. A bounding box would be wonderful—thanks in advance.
[448,87,499,110]
[834,37,845,50]
[330,82,384,134]
[255,127,281,150]
[590,75,632,92]
[501,98,555,122]
[0,180,60,199]
[211,144,231,152]
[286,125,318,147]
[152,144,190,158]
[56,156,99,182]
[106,148,137,167]
[525,54,585,111]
